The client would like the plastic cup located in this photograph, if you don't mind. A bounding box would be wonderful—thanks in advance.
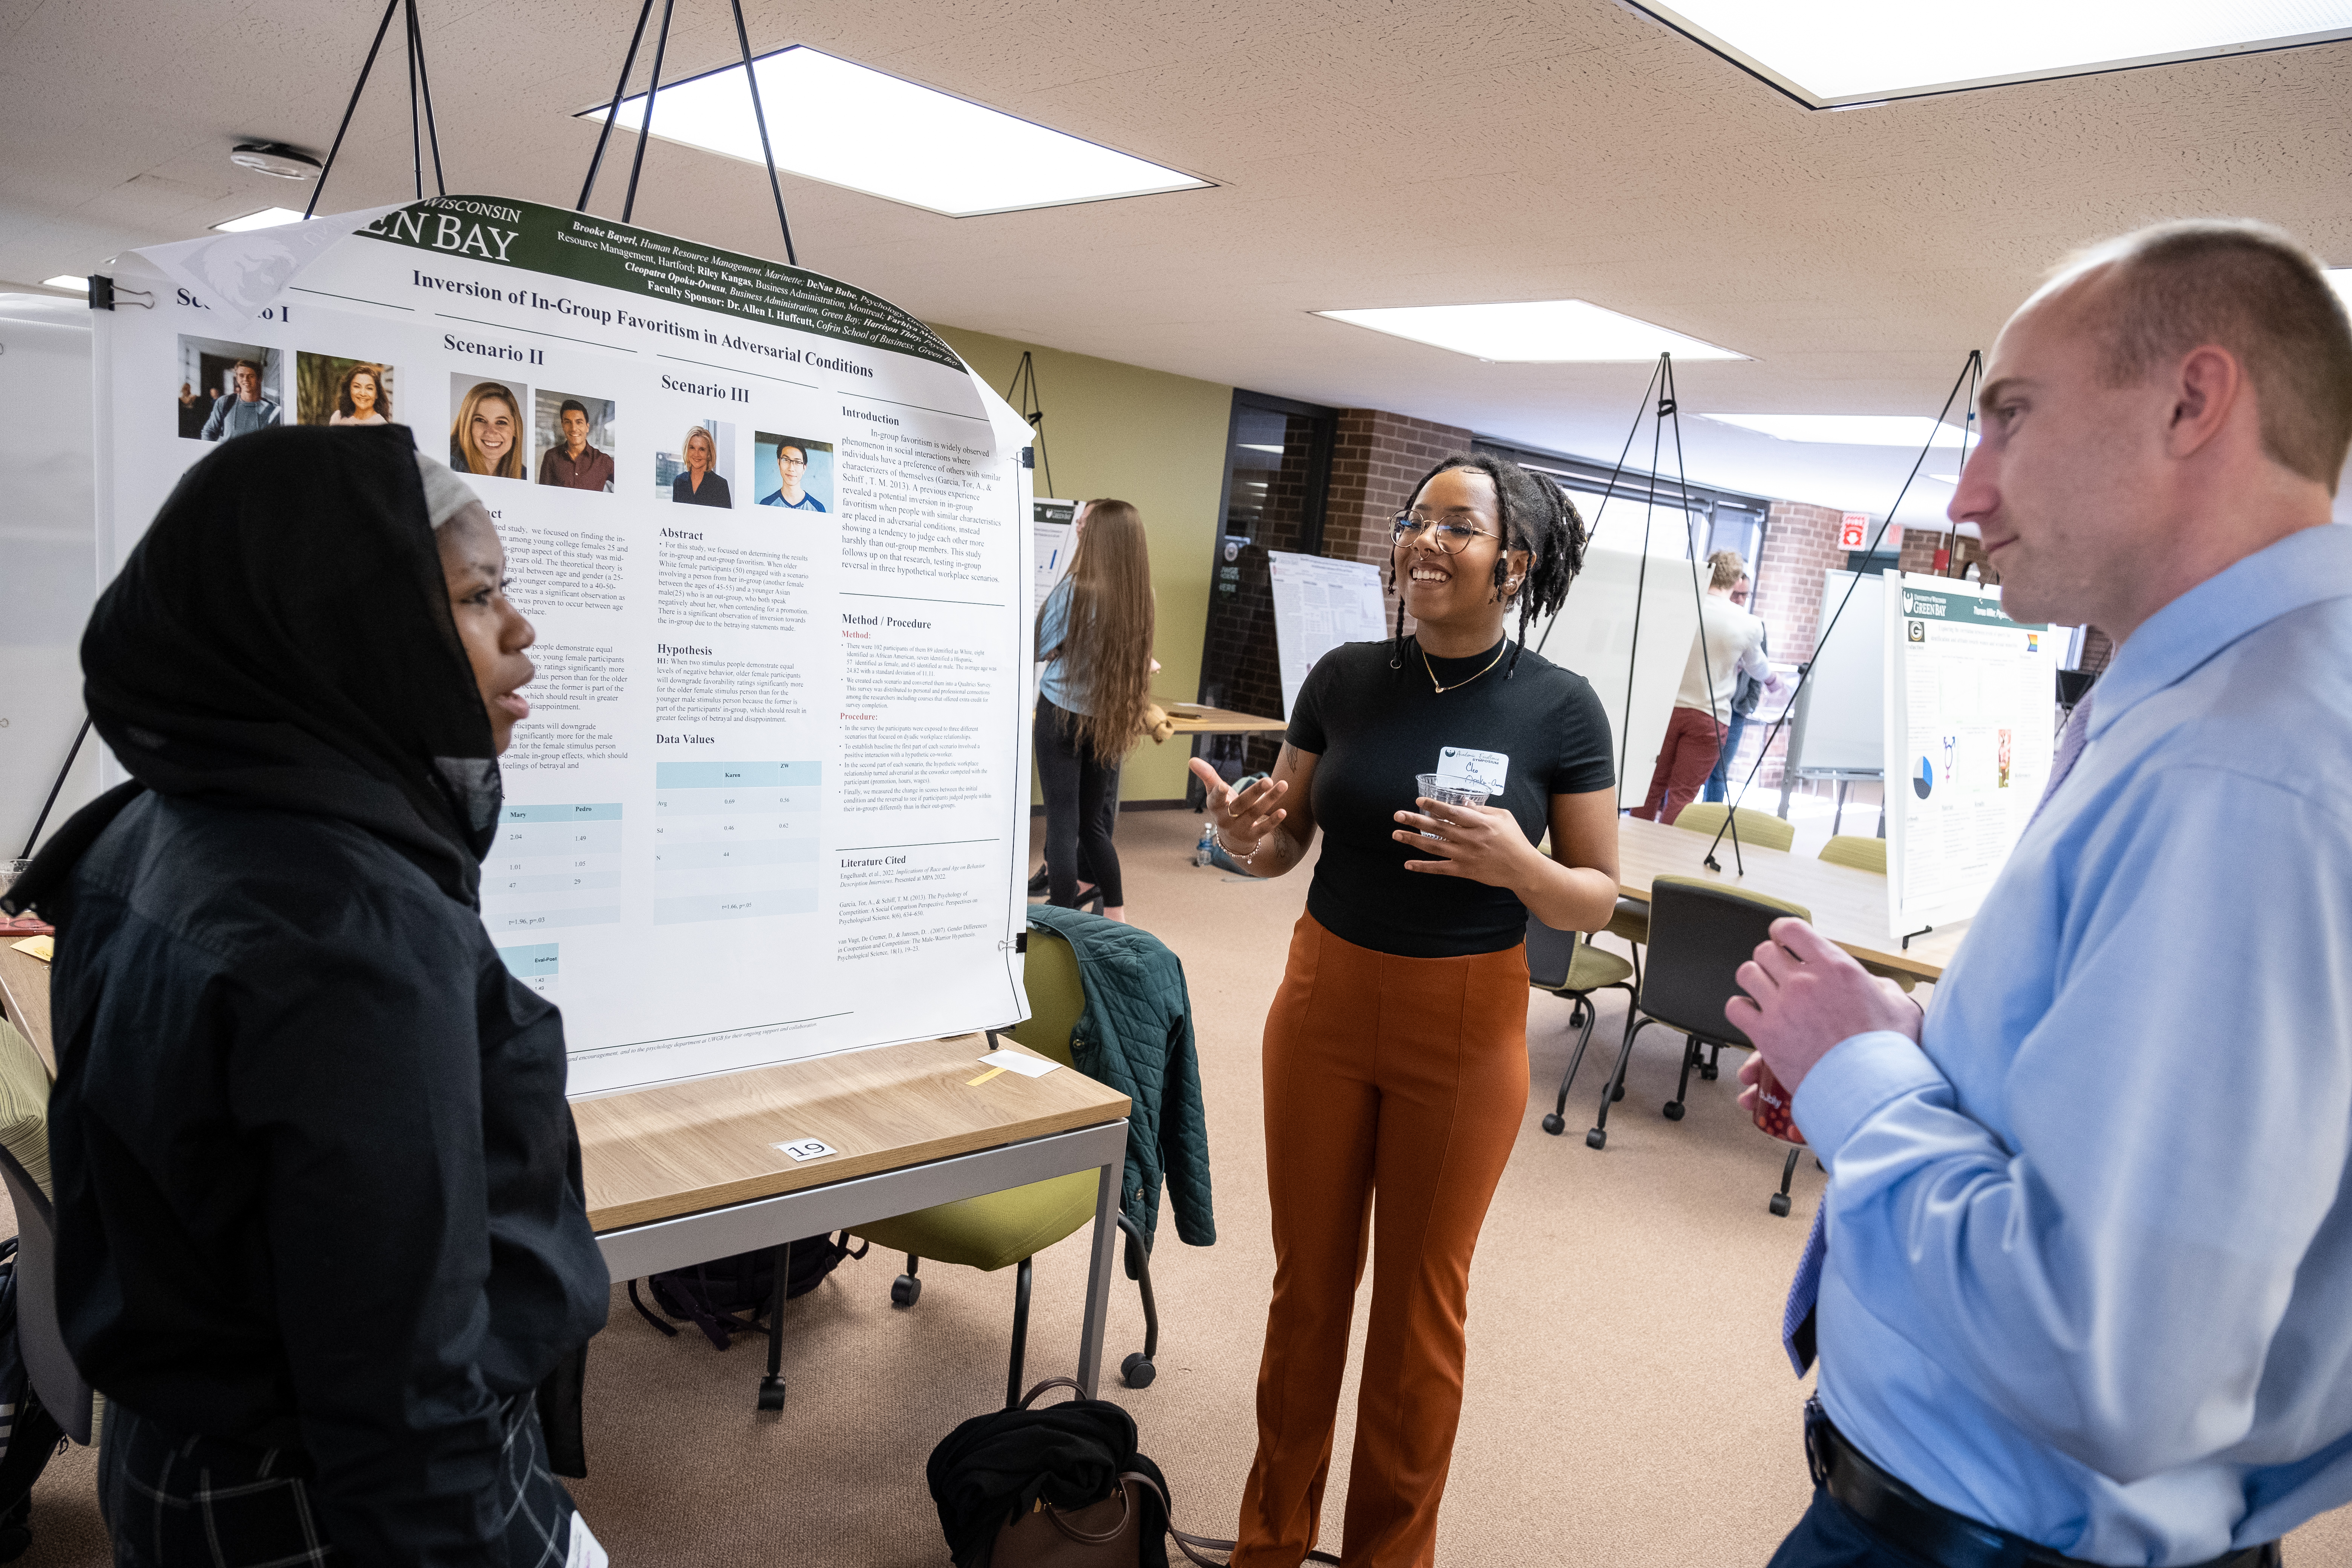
[1412,773,1491,842]
[1750,1059,1807,1145]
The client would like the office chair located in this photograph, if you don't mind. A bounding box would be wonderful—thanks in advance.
[1585,877,1815,1215]
[0,1020,92,1443]
[1525,915,1635,1138]
[1816,836,1918,994]
[851,928,1161,1406]
[1670,802,1796,854]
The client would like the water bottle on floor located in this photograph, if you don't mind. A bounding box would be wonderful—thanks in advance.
[1194,822,1215,866]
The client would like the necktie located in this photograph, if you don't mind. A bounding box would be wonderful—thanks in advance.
[1781,689,2095,1377]
[2029,692,2094,828]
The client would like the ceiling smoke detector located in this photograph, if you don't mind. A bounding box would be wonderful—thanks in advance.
[229,142,322,182]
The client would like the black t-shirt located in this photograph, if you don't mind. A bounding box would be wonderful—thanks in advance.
[1288,637,1615,958]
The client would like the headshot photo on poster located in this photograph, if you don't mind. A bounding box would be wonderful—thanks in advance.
[450,374,531,481]
[296,354,394,427]
[662,418,733,508]
[534,390,617,492]
[755,433,833,513]
[178,335,283,442]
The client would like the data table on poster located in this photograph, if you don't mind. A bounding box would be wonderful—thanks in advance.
[480,802,625,936]
[653,760,821,925]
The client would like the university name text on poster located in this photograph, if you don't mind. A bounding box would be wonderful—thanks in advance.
[92,195,1035,1095]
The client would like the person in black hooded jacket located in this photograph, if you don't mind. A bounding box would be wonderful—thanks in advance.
[2,425,611,1568]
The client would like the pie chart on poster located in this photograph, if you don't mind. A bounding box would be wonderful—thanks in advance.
[1913,757,1935,799]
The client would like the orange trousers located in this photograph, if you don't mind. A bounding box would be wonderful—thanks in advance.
[1235,914,1530,1568]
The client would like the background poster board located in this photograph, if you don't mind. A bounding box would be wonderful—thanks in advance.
[1032,498,1075,617]
[1785,568,1885,774]
[1266,550,1383,717]
[93,195,1035,1096]
[1525,544,1704,812]
[1883,570,2055,936]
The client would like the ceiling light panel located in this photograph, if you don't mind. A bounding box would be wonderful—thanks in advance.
[1316,300,1745,362]
[1701,414,1974,448]
[579,47,1208,218]
[1631,1,2352,108]
[213,207,309,233]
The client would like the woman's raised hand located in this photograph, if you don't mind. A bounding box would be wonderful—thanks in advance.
[1187,758,1287,855]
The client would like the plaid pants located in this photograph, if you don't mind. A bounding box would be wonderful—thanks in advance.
[99,1396,577,1568]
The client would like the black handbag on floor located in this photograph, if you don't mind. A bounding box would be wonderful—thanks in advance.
[927,1378,1336,1568]
[627,1232,865,1350]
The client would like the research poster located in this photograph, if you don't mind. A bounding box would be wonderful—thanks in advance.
[1033,498,1076,616]
[92,194,1036,1096]
[1267,550,1385,717]
[1882,571,2054,937]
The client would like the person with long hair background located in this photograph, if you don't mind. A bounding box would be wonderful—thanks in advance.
[1034,498,1155,921]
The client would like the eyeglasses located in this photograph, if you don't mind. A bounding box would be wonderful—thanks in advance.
[1390,512,1499,555]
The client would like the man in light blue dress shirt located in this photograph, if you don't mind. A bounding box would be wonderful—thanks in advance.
[1730,220,2352,1567]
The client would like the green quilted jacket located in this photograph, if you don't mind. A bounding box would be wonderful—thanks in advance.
[1025,905,1215,1254]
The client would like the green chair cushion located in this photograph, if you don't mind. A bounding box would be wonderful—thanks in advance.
[1819,835,1888,876]
[0,1020,50,1199]
[851,1170,1100,1273]
[1004,930,1081,1068]
[1605,897,1650,946]
[1560,943,1634,992]
[1670,803,1796,854]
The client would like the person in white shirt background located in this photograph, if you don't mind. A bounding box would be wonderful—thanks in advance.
[1631,547,1781,824]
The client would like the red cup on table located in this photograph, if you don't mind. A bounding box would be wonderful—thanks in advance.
[1750,1058,1806,1145]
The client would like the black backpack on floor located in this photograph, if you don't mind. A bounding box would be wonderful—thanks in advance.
[0,1237,65,1562]
[627,1233,866,1350]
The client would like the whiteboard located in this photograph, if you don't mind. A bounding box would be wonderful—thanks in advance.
[1786,568,1885,774]
[0,294,102,858]
[1526,544,1703,811]
[1267,551,1385,717]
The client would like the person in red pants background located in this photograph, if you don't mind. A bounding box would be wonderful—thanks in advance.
[1632,548,1779,824]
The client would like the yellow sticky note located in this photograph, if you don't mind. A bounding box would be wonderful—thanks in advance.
[10,936,53,963]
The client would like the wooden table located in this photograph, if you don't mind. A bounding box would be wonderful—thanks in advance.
[580,1034,1135,1397]
[1614,816,1966,981]
[0,942,54,1076]
[1158,702,1287,737]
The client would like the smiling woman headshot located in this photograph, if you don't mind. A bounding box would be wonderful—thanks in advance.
[328,363,390,427]
[449,380,527,479]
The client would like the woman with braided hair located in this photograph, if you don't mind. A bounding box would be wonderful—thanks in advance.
[1187,452,1620,1566]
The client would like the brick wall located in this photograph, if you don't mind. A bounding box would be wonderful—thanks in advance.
[1325,410,1477,636]
[1751,501,1848,663]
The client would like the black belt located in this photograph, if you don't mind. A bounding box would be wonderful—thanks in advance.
[1806,1403,2278,1568]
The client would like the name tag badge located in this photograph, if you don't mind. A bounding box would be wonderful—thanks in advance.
[1436,747,1508,795]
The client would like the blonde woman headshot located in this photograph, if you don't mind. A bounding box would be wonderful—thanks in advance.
[328,363,390,427]
[671,424,732,507]
[449,382,525,479]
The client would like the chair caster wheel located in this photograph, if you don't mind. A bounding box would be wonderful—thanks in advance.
[1611,1082,1625,1103]
[756,1375,787,1411]
[891,1275,922,1307]
[1121,1354,1156,1389]
[1585,1128,1607,1150]
[1542,1113,1565,1136]
[1769,1193,1792,1217]
[1700,1064,1720,1081]
[1663,1101,1685,1121]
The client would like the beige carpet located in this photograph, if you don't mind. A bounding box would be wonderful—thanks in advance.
[11,808,2349,1564]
